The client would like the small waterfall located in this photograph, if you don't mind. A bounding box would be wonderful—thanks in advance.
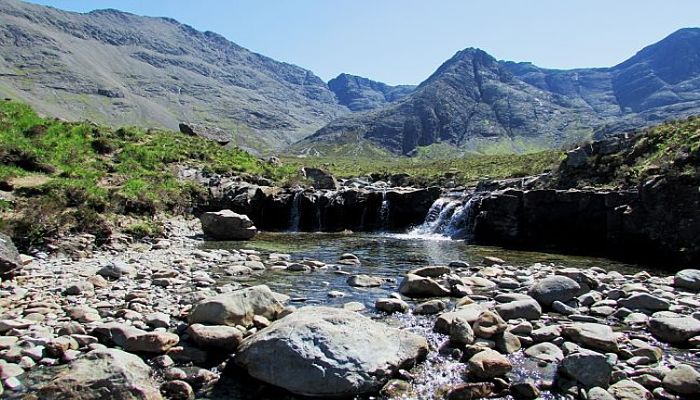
[408,193,478,239]
[288,191,303,231]
[378,190,390,230]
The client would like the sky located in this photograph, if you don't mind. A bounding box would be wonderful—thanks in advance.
[25,0,700,86]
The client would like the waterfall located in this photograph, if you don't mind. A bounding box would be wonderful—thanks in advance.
[378,190,390,230]
[408,193,478,239]
[288,191,303,231]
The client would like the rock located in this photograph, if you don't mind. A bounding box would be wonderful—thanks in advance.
[467,349,512,379]
[562,323,619,353]
[588,387,615,400]
[161,380,195,400]
[511,381,540,399]
[608,379,653,400]
[0,233,22,276]
[124,332,180,354]
[410,265,451,277]
[398,273,451,298]
[483,256,505,266]
[434,303,492,334]
[528,276,581,306]
[675,269,700,291]
[63,282,95,296]
[37,348,162,399]
[178,123,231,144]
[302,167,339,190]
[648,316,700,344]
[375,298,409,314]
[380,379,414,398]
[473,311,507,339]
[449,317,475,346]
[235,306,428,397]
[414,300,446,315]
[662,364,700,396]
[524,342,564,363]
[446,382,496,399]
[495,331,521,354]
[188,285,284,327]
[145,312,170,329]
[495,299,542,320]
[199,210,257,240]
[97,262,135,279]
[618,293,670,311]
[91,322,145,347]
[560,351,613,389]
[552,300,577,315]
[0,362,23,379]
[347,275,382,288]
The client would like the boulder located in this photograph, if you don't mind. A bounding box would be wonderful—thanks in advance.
[347,275,382,288]
[560,351,613,389]
[662,364,700,396]
[187,324,243,352]
[524,342,564,363]
[467,349,512,379]
[375,298,409,314]
[648,316,700,344]
[449,317,475,346]
[303,167,339,190]
[188,285,284,327]
[124,332,179,354]
[398,273,451,298]
[618,293,670,311]
[434,303,493,334]
[495,299,542,321]
[37,348,162,399]
[473,311,507,339]
[199,210,257,240]
[562,323,619,353]
[607,379,653,400]
[528,276,581,306]
[674,269,700,291]
[0,233,22,276]
[178,123,231,144]
[235,306,428,397]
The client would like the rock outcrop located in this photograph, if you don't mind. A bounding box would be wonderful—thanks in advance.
[0,232,22,276]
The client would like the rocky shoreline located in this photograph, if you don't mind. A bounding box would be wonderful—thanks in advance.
[1,216,700,399]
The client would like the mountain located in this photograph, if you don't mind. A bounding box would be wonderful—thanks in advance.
[300,28,700,155]
[328,73,415,112]
[0,0,348,152]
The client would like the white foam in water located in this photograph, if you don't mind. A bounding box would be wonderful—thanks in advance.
[402,193,478,240]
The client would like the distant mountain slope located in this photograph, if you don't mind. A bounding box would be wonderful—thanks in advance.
[300,28,700,155]
[328,73,415,112]
[0,0,348,152]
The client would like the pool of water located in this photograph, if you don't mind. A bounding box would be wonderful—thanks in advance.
[197,232,649,399]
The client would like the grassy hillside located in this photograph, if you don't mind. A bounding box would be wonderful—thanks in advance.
[0,100,294,248]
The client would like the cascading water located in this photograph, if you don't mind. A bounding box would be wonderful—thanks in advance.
[407,192,478,239]
[378,190,390,230]
[288,191,303,231]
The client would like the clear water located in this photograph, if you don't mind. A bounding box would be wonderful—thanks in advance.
[197,233,649,399]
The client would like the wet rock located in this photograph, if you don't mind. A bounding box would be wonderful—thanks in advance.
[414,300,446,315]
[124,332,179,354]
[375,298,409,314]
[662,364,700,396]
[524,342,564,363]
[161,380,195,400]
[528,276,581,307]
[495,299,542,320]
[511,381,540,399]
[467,349,512,379]
[398,273,451,298]
[449,317,475,346]
[235,306,428,397]
[446,382,496,399]
[495,331,521,354]
[607,379,653,400]
[674,269,700,291]
[434,303,493,334]
[188,285,284,327]
[0,233,22,276]
[560,351,613,389]
[562,323,619,353]
[618,293,670,311]
[648,316,700,344]
[37,348,162,399]
[473,311,507,339]
[199,210,257,240]
[347,274,382,288]
[380,379,415,398]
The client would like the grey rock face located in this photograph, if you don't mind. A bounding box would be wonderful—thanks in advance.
[235,306,428,397]
[37,348,162,399]
[528,276,581,307]
[188,285,284,327]
[199,210,257,240]
[328,73,415,112]
[0,233,22,276]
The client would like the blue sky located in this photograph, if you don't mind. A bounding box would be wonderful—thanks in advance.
[26,0,700,85]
